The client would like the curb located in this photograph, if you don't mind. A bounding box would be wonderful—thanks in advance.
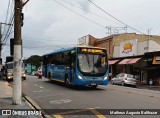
[3,79,52,118]
[22,93,52,118]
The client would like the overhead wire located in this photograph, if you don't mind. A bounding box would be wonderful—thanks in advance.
[2,14,14,43]
[53,0,105,29]
[2,0,14,43]
[58,0,118,24]
[2,0,11,36]
[88,0,145,34]
[2,0,14,57]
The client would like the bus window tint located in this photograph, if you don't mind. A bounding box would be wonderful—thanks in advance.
[78,54,107,76]
[7,63,13,69]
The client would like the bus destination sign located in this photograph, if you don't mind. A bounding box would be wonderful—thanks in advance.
[81,48,103,53]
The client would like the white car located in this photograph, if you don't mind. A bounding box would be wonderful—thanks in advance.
[111,73,136,86]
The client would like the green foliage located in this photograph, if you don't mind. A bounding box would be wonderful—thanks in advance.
[25,55,42,68]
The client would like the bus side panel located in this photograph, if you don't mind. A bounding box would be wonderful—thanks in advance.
[47,65,66,82]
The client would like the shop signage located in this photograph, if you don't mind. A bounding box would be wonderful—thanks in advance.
[78,35,89,46]
[120,39,138,57]
[153,55,160,64]
[156,56,160,61]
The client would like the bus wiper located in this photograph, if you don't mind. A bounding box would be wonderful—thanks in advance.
[91,70,96,74]
[86,54,90,68]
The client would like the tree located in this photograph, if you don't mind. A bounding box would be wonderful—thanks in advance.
[25,55,42,68]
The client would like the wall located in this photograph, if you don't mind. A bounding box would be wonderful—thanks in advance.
[112,34,160,58]
[77,33,160,58]
[149,40,160,52]
[137,41,148,55]
[113,46,120,58]
[94,36,113,58]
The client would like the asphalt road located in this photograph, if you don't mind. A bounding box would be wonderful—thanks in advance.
[21,75,160,118]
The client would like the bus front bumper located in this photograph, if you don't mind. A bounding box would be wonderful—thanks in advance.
[75,79,108,86]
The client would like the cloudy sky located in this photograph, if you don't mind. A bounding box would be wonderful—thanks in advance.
[0,0,160,61]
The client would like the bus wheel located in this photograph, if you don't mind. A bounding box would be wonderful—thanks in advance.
[91,85,97,89]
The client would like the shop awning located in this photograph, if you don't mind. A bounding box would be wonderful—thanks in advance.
[127,58,141,64]
[118,58,141,64]
[108,60,119,65]
[118,59,131,64]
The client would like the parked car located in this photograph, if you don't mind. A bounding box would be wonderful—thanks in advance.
[111,73,136,87]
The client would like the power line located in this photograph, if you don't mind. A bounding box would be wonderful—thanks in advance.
[2,15,14,43]
[2,1,14,44]
[88,0,145,34]
[2,0,14,36]
[4,0,11,26]
[59,0,117,24]
[53,0,105,29]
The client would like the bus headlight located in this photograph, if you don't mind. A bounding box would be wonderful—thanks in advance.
[104,75,108,80]
[77,74,83,80]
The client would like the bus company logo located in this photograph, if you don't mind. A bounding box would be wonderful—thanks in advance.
[122,43,133,54]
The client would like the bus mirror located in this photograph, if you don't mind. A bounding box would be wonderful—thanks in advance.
[71,50,75,54]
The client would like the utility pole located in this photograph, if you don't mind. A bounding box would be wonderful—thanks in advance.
[147,28,152,52]
[106,26,128,36]
[13,0,22,105]
[13,0,29,105]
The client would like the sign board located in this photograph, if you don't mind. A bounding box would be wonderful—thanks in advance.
[6,56,13,63]
[153,55,160,64]
[120,39,138,57]
[78,35,89,46]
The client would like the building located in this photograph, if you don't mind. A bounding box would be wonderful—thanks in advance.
[77,33,160,85]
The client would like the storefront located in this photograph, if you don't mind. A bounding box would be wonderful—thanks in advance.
[142,51,160,85]
[109,56,143,78]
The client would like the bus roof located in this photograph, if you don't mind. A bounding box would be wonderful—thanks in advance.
[43,47,76,56]
[43,46,106,56]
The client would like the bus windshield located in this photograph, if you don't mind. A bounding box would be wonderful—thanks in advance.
[6,62,24,69]
[7,63,13,69]
[77,53,108,76]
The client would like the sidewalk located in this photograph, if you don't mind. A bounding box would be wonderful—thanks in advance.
[0,79,41,118]
[137,84,160,91]
[109,81,160,91]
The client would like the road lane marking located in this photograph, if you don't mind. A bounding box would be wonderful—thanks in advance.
[53,115,63,118]
[52,107,105,118]
[33,90,50,93]
[34,84,44,89]
[50,99,72,104]
[89,109,106,118]
[39,86,43,88]
[53,109,89,115]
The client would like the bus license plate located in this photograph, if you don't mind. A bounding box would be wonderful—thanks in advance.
[91,83,96,86]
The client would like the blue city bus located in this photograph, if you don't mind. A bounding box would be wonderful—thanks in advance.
[42,46,109,88]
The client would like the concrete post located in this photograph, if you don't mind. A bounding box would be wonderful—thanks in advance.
[12,0,22,105]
